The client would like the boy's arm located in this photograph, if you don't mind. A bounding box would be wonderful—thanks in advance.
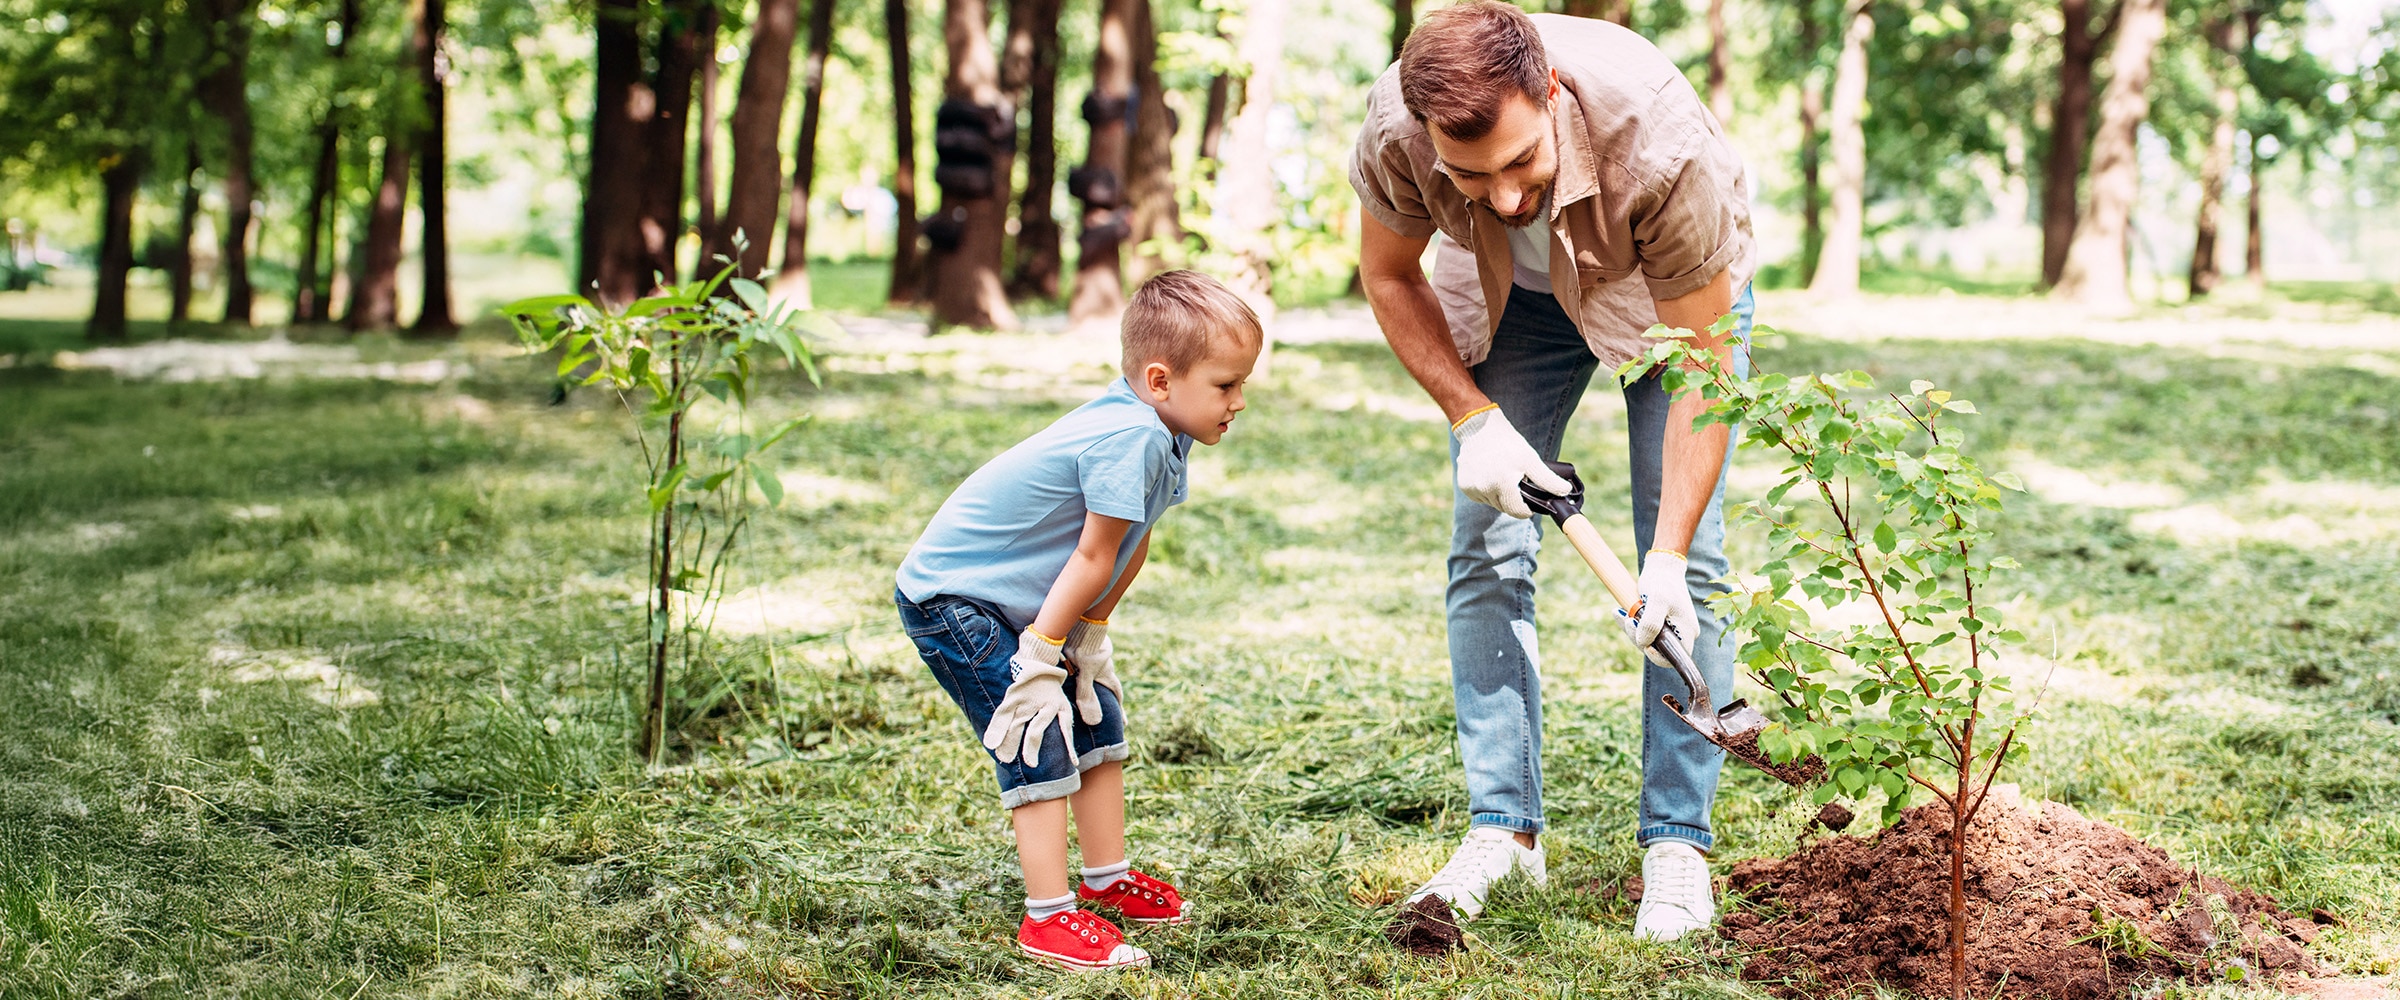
[1081,531,1148,623]
[1030,513,1135,640]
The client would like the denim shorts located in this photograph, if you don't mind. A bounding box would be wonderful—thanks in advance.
[897,589,1128,808]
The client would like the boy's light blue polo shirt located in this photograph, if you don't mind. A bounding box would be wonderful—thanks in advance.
[897,378,1192,629]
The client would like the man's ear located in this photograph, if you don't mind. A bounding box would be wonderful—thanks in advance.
[1143,361,1173,400]
[1548,69,1560,105]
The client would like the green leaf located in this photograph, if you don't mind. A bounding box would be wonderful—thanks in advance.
[1874,522,1897,553]
[1942,399,1978,414]
[1992,471,2025,492]
[1909,379,1935,395]
[753,464,785,507]
[730,278,769,314]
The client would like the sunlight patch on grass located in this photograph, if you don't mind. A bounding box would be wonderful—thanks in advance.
[53,336,471,383]
[2132,479,2400,548]
[715,573,885,637]
[210,641,381,708]
[2008,454,2190,509]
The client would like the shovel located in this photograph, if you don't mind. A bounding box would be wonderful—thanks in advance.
[1518,460,1821,787]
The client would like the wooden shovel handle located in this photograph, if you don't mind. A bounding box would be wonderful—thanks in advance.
[1558,512,1643,615]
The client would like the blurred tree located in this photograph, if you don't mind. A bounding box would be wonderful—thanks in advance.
[2187,10,2241,297]
[927,0,1017,329]
[195,0,259,325]
[1809,0,1870,293]
[771,0,839,306]
[1707,0,1728,121]
[579,0,642,303]
[1214,0,1285,322]
[693,4,720,263]
[413,0,457,334]
[349,1,417,330]
[1795,0,1824,280]
[295,0,362,325]
[712,0,801,281]
[1125,0,1181,284]
[1069,0,1134,328]
[637,0,704,290]
[2054,0,2166,307]
[2237,0,2342,287]
[2040,0,2113,287]
[886,0,925,304]
[1390,0,1412,59]
[1562,0,1632,28]
[170,141,203,325]
[1004,0,1064,300]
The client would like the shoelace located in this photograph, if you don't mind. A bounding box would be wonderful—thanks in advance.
[1646,852,1708,911]
[1428,834,1515,888]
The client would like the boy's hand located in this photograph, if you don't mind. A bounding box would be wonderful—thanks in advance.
[1064,617,1120,724]
[983,629,1076,767]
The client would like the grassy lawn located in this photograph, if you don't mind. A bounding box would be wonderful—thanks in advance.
[2,306,2396,997]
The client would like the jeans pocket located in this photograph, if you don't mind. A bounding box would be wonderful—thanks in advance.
[943,600,1005,664]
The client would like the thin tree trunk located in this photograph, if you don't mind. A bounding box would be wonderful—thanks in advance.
[2241,7,2265,291]
[199,0,259,326]
[90,153,142,342]
[772,0,838,304]
[887,0,926,304]
[2040,0,2108,287]
[692,5,720,264]
[1797,0,1824,283]
[642,0,703,289]
[1123,0,1179,285]
[170,141,201,325]
[1068,0,1135,328]
[348,121,411,329]
[1391,0,1413,60]
[710,0,801,279]
[413,0,457,334]
[1005,0,1064,300]
[582,0,646,304]
[2054,0,2166,308]
[1215,0,1285,327]
[294,0,356,326]
[2188,16,2239,299]
[1562,0,1631,28]
[1809,0,1871,295]
[1707,0,1730,122]
[1199,75,1232,164]
[642,348,685,764]
[1948,764,1971,1000]
[927,0,1018,329]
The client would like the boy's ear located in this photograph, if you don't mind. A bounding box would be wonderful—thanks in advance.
[1143,361,1173,400]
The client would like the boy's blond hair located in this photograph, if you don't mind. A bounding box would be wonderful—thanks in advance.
[1120,271,1263,384]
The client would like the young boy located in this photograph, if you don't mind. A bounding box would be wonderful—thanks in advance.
[894,271,1264,972]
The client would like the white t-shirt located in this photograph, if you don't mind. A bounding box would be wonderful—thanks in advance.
[1505,189,1556,293]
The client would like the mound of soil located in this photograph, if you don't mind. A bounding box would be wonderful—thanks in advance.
[1722,787,2323,1000]
[1385,895,1465,956]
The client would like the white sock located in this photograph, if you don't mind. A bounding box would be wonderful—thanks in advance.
[1081,860,1131,892]
[1025,892,1077,921]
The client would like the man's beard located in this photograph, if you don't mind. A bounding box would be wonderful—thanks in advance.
[1489,185,1549,229]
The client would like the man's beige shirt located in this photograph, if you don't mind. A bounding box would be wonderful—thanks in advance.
[1349,14,1757,369]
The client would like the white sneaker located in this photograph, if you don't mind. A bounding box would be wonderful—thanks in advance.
[1633,841,1716,941]
[1405,826,1547,920]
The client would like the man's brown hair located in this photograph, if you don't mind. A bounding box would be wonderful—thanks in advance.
[1120,270,1262,383]
[1399,1,1551,142]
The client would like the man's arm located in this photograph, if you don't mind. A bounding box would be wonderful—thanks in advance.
[1358,209,1491,424]
[1648,268,1737,556]
[1031,513,1135,640]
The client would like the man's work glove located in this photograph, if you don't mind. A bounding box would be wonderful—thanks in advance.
[1454,405,1572,520]
[1619,550,1698,668]
[983,628,1076,767]
[1064,617,1121,725]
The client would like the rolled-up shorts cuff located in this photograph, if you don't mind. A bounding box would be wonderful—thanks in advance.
[1637,824,1715,853]
[996,742,1130,809]
[1471,813,1546,835]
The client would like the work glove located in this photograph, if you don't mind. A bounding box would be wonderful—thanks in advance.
[982,628,1076,768]
[1454,406,1572,520]
[1064,617,1121,725]
[1619,550,1698,669]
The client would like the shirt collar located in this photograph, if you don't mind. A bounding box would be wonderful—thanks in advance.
[1547,82,1600,212]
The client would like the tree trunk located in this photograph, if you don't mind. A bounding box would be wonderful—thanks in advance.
[90,153,142,342]
[2040,0,2107,288]
[2241,7,2265,291]
[1707,0,1730,122]
[2053,0,2166,308]
[348,120,412,329]
[1391,0,1413,59]
[887,0,926,304]
[1199,75,1232,165]
[2188,16,2239,299]
[1562,0,1631,28]
[1005,0,1064,300]
[642,0,703,289]
[1809,0,1871,295]
[582,0,647,304]
[772,0,838,304]
[1068,0,1135,328]
[293,0,357,326]
[412,0,457,335]
[1797,0,1824,283]
[1123,0,1180,285]
[198,0,259,326]
[710,0,801,280]
[927,0,1018,330]
[693,3,720,269]
[170,141,201,326]
[1215,0,1285,326]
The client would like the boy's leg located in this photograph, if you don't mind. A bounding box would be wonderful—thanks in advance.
[1068,761,1126,870]
[1013,798,1074,899]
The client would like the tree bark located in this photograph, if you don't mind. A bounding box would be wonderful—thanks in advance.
[2241,6,2265,291]
[170,141,201,326]
[2188,16,2240,299]
[927,0,1018,329]
[771,0,839,304]
[709,0,801,280]
[1707,0,1730,122]
[1391,0,1413,60]
[90,152,142,342]
[1067,0,1135,328]
[294,0,358,326]
[2053,0,2166,308]
[1562,0,1631,28]
[412,0,457,334]
[1809,0,1871,295]
[1797,0,1824,283]
[641,0,703,290]
[581,0,646,304]
[197,0,259,326]
[1199,74,1232,164]
[1123,0,1179,285]
[693,4,720,269]
[348,116,412,329]
[1215,0,1285,326]
[2040,0,2109,287]
[887,0,926,304]
[1004,0,1064,300]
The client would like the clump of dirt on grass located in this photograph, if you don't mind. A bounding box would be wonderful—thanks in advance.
[1722,787,2323,1000]
[1385,895,1465,956]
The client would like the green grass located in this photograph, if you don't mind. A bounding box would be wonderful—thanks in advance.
[1,312,2395,997]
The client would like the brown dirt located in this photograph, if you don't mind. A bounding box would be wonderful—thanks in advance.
[1815,803,1856,832]
[1710,724,1828,788]
[1722,787,2323,1000]
[1384,895,1465,955]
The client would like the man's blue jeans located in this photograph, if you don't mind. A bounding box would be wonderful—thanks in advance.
[1446,282,1753,851]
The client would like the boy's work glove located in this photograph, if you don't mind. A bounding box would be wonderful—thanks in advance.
[983,628,1075,768]
[1454,406,1572,520]
[1619,550,1697,668]
[1064,617,1120,725]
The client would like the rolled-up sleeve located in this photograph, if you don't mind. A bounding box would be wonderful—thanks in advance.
[1630,127,1746,301]
[1349,109,1439,240]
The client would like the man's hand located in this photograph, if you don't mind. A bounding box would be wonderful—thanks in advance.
[983,628,1076,767]
[1620,550,1697,668]
[1454,406,1572,519]
[1064,617,1120,725]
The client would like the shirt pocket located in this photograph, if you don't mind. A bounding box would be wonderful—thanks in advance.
[1573,248,1638,288]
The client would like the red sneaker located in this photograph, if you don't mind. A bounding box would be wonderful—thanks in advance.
[1017,909,1149,972]
[1077,869,1190,926]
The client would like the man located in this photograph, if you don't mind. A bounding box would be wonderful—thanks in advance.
[1348,1,1756,942]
